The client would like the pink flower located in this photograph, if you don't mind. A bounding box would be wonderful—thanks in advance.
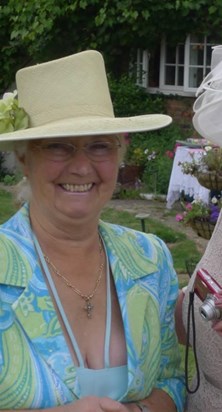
[165,150,174,159]
[175,214,184,222]
[185,203,193,210]
[123,133,130,144]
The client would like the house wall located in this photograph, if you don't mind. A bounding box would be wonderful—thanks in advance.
[165,96,198,136]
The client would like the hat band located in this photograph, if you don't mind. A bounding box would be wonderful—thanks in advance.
[29,103,115,127]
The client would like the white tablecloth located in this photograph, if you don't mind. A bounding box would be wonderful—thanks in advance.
[166,146,210,208]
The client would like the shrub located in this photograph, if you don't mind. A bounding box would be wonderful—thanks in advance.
[0,152,7,180]
[108,74,190,194]
[2,174,17,185]
[108,74,165,117]
[132,123,187,194]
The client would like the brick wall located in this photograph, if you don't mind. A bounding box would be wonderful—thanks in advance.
[165,97,199,135]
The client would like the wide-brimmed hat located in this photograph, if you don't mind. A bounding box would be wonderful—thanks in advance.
[193,45,222,146]
[0,50,172,150]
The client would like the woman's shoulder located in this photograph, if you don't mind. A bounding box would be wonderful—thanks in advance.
[99,219,157,241]
[99,219,171,261]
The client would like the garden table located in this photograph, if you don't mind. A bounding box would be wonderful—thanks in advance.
[166,145,210,209]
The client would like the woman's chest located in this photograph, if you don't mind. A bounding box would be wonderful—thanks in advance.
[53,275,127,369]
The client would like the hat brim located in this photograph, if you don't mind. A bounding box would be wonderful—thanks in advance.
[0,114,172,151]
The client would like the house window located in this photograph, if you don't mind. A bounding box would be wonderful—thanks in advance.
[164,43,184,87]
[135,49,149,88]
[186,35,213,89]
[160,35,215,94]
[136,35,217,96]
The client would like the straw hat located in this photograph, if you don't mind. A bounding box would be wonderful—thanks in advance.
[0,50,172,150]
[193,45,222,147]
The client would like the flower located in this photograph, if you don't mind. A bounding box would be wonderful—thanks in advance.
[178,146,222,176]
[0,91,29,134]
[126,147,157,167]
[165,150,174,159]
[176,196,222,226]
[144,148,156,161]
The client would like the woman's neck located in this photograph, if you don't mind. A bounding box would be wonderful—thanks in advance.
[29,205,101,258]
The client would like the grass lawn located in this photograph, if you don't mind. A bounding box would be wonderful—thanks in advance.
[0,188,16,223]
[101,207,201,278]
[0,186,196,382]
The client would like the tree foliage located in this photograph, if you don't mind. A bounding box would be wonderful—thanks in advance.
[1,0,222,93]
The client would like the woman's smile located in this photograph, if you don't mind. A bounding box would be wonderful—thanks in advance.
[60,183,93,193]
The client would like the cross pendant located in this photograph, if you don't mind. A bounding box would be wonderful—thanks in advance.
[84,299,94,318]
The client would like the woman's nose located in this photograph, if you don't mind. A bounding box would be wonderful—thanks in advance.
[66,147,92,172]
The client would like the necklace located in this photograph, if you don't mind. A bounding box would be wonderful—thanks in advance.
[44,237,104,319]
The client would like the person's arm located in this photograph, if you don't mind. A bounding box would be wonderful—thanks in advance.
[0,393,175,412]
[125,388,177,411]
[175,287,187,345]
[148,238,186,412]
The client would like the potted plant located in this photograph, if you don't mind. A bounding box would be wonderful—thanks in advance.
[119,146,156,187]
[178,146,222,191]
[176,197,221,239]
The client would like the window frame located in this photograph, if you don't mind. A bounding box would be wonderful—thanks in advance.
[135,49,149,88]
[136,35,216,96]
[183,35,213,92]
[159,38,185,92]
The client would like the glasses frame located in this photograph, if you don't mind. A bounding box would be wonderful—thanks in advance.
[34,138,122,162]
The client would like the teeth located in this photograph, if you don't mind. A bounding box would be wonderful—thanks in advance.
[61,183,93,192]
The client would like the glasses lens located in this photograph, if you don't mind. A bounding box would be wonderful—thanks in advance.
[85,141,120,161]
[40,142,73,161]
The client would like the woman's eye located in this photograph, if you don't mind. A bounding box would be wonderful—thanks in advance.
[46,143,69,152]
[90,142,111,151]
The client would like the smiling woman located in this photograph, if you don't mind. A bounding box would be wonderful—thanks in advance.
[0,50,185,412]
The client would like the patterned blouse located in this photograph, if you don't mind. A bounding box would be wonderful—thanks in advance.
[0,204,185,411]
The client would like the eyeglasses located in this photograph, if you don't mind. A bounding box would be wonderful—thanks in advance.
[35,139,122,162]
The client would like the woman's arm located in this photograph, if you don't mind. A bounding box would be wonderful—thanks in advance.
[0,392,175,412]
[126,388,177,411]
[175,288,187,345]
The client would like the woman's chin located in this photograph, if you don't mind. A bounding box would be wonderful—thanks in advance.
[57,205,92,221]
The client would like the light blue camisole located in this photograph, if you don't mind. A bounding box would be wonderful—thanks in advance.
[34,235,128,400]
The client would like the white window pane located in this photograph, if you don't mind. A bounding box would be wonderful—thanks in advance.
[189,67,204,87]
[190,45,204,65]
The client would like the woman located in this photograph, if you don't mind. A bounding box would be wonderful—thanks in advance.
[0,50,185,411]
[175,45,222,412]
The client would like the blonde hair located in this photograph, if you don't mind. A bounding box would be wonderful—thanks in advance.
[12,141,31,207]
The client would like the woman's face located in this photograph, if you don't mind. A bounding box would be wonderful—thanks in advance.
[21,135,121,225]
